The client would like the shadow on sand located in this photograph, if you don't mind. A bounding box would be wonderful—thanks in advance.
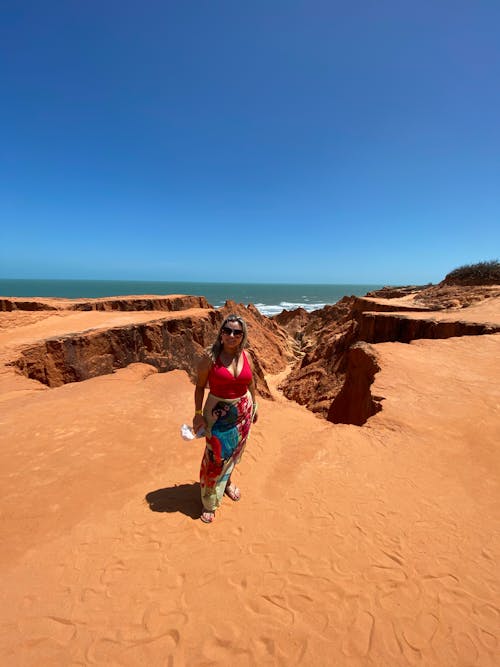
[145,483,202,520]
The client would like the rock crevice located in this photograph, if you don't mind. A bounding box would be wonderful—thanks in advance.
[3,288,499,428]
[279,290,500,426]
[12,313,220,389]
[358,311,499,344]
[327,342,383,426]
[6,297,294,400]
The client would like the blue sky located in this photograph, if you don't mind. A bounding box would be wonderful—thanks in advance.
[1,1,499,285]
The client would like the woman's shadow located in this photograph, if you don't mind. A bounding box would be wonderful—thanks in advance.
[145,483,202,520]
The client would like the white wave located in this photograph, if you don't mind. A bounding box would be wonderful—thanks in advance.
[279,301,328,310]
[256,301,328,316]
[255,304,287,316]
[215,300,333,316]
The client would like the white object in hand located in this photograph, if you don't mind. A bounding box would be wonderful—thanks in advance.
[180,423,205,440]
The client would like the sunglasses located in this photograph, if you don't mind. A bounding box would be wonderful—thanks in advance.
[222,326,244,337]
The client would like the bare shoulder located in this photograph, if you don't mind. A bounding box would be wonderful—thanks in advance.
[195,352,212,388]
[244,348,255,370]
[197,352,212,373]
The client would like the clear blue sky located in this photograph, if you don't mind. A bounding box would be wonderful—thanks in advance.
[1,1,499,285]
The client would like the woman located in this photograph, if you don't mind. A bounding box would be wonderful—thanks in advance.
[193,314,258,523]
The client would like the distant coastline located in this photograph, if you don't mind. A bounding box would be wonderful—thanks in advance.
[0,279,383,316]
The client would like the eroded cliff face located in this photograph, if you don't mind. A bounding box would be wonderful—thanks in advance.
[12,313,220,388]
[278,288,500,425]
[0,295,211,312]
[358,312,498,343]
[367,283,500,310]
[277,297,358,415]
[327,342,383,426]
[4,288,499,428]
[7,297,293,400]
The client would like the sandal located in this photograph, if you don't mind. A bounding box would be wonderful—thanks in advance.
[224,483,241,502]
[200,510,215,523]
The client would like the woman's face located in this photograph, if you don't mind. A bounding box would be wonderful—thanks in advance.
[221,320,244,352]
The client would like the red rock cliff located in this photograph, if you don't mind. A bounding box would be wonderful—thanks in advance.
[279,287,500,425]
[7,297,293,401]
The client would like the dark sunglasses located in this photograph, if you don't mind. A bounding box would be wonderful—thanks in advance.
[222,326,244,337]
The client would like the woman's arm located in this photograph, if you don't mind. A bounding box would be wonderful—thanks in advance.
[246,351,259,423]
[193,354,211,432]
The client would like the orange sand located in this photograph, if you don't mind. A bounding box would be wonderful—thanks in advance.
[0,310,499,665]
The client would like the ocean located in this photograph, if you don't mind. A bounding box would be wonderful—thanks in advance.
[0,279,383,316]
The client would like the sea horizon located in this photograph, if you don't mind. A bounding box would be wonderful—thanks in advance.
[0,278,385,316]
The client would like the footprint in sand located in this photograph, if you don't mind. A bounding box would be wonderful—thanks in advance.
[451,632,479,664]
[478,628,497,651]
[401,612,439,650]
[141,602,187,637]
[342,609,374,657]
[18,615,77,646]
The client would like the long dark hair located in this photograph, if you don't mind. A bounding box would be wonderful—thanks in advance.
[208,314,248,363]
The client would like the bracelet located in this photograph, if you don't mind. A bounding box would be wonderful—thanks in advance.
[195,409,203,416]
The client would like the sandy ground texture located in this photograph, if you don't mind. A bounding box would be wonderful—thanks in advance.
[0,309,499,665]
[369,295,500,325]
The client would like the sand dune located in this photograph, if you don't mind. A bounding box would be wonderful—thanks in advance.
[0,300,499,665]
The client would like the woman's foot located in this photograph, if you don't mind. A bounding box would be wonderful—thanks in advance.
[224,482,241,502]
[200,509,215,523]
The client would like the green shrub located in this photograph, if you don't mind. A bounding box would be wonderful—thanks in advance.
[443,260,500,285]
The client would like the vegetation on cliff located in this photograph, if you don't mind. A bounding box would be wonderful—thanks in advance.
[443,260,500,285]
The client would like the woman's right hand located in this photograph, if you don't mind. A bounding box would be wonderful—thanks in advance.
[193,413,206,434]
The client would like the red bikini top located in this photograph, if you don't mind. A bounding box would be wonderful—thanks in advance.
[208,350,253,399]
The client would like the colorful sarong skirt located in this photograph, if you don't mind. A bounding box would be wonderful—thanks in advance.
[200,391,254,511]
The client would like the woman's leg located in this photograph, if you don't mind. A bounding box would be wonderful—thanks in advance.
[200,449,234,519]
[199,447,222,513]
[224,475,241,501]
[199,392,253,520]
[214,459,235,505]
